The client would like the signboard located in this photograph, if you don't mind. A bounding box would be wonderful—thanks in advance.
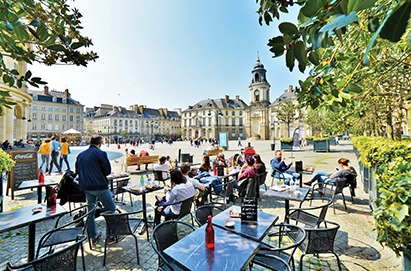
[292,128,300,151]
[7,150,38,200]
[295,161,303,173]
[241,197,258,222]
[218,132,228,149]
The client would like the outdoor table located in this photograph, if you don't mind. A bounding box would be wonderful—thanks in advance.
[211,205,278,241]
[287,166,315,186]
[122,185,163,241]
[163,225,260,271]
[263,187,310,223]
[0,203,67,261]
[18,176,60,204]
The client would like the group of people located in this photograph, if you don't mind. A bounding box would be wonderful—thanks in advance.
[38,136,71,175]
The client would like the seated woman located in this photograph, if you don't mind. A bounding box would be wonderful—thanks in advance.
[153,169,195,226]
[253,154,266,174]
[235,156,258,197]
[198,155,212,173]
[304,157,357,187]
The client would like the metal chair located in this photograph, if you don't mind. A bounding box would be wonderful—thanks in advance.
[194,204,224,226]
[257,171,268,191]
[101,209,144,266]
[156,196,195,225]
[298,221,342,271]
[271,166,286,187]
[251,223,306,271]
[111,176,133,206]
[313,178,349,214]
[7,236,86,271]
[153,170,170,186]
[287,197,332,228]
[35,204,96,271]
[210,178,236,208]
[151,220,196,271]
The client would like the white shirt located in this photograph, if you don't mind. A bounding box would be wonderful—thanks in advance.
[163,183,195,214]
[154,163,171,179]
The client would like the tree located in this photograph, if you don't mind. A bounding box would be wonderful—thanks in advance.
[0,0,98,112]
[273,100,298,137]
[256,0,411,111]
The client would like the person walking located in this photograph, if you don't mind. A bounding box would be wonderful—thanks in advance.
[238,136,242,147]
[75,135,116,244]
[48,136,62,175]
[38,139,51,172]
[59,137,71,172]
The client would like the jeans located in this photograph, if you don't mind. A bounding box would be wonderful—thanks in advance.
[154,204,179,226]
[85,189,116,238]
[49,151,61,173]
[59,154,70,171]
[282,172,300,185]
[39,154,50,171]
[310,171,330,187]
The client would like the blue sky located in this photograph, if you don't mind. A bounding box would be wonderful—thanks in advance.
[30,0,306,110]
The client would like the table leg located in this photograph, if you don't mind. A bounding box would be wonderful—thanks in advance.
[37,187,42,204]
[142,192,149,241]
[298,173,303,187]
[28,223,36,261]
[284,200,290,223]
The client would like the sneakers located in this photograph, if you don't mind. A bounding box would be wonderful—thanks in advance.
[91,232,102,245]
[138,223,146,235]
[303,181,312,186]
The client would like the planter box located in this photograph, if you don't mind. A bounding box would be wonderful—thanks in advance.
[313,140,330,152]
[280,141,293,151]
[307,139,314,146]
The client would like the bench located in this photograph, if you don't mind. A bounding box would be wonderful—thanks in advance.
[207,149,223,156]
[126,155,159,166]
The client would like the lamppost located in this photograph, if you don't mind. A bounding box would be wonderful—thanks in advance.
[208,110,223,143]
[271,120,279,151]
[104,126,112,146]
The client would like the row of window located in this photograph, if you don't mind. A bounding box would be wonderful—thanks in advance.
[32,113,79,122]
[31,104,81,114]
[184,110,243,118]
[32,95,69,104]
[31,124,80,131]
[184,117,244,127]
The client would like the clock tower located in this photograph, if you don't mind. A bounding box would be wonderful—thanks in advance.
[246,56,271,140]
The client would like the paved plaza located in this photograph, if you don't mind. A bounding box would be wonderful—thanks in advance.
[0,139,402,270]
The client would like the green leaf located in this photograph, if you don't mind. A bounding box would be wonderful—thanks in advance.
[29,18,41,27]
[348,84,362,93]
[301,0,327,18]
[286,46,295,71]
[336,79,346,87]
[36,25,49,41]
[320,12,358,35]
[25,70,32,79]
[347,0,378,14]
[368,17,380,33]
[380,1,411,42]
[308,51,320,65]
[279,22,299,35]
[294,41,308,66]
[70,42,84,50]
[312,30,325,50]
[5,20,13,30]
[48,44,66,51]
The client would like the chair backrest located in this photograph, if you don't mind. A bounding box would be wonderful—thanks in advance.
[194,204,224,226]
[111,177,130,196]
[153,170,168,181]
[151,220,196,268]
[257,172,268,186]
[7,236,86,271]
[102,210,142,236]
[301,221,340,254]
[55,203,95,234]
[177,197,194,219]
[270,160,285,179]
[244,176,260,198]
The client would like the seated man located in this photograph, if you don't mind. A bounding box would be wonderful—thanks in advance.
[180,163,207,206]
[270,150,299,185]
[153,156,171,180]
[154,170,195,226]
[136,149,149,170]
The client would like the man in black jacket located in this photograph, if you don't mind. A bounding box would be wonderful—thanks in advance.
[75,135,116,244]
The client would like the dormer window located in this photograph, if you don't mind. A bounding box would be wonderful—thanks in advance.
[33,94,38,101]
[62,98,67,104]
[52,96,57,102]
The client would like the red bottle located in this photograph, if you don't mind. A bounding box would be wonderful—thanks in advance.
[38,170,44,184]
[205,215,215,249]
[213,164,217,176]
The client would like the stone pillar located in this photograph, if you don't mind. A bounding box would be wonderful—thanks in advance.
[4,107,14,142]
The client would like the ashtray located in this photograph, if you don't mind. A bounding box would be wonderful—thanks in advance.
[31,207,42,214]
[224,220,235,228]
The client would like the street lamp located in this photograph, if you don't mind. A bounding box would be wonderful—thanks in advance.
[271,120,279,151]
[104,126,112,146]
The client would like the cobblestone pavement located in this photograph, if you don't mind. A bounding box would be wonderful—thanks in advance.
[0,140,402,270]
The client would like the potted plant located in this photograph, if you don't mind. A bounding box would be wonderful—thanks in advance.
[353,137,411,268]
[305,136,314,145]
[313,137,330,152]
[279,138,293,151]
[0,149,15,211]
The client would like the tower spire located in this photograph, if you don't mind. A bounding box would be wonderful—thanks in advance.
[257,51,260,62]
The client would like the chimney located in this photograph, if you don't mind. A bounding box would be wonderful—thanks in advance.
[138,105,144,114]
[225,95,229,102]
[289,85,293,93]
[235,95,239,101]
[44,86,49,95]
[64,89,70,98]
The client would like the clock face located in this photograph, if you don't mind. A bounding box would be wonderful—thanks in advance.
[254,90,260,95]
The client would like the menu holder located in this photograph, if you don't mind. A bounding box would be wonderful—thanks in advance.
[216,166,225,176]
[7,150,38,200]
[295,161,303,173]
[241,197,257,222]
